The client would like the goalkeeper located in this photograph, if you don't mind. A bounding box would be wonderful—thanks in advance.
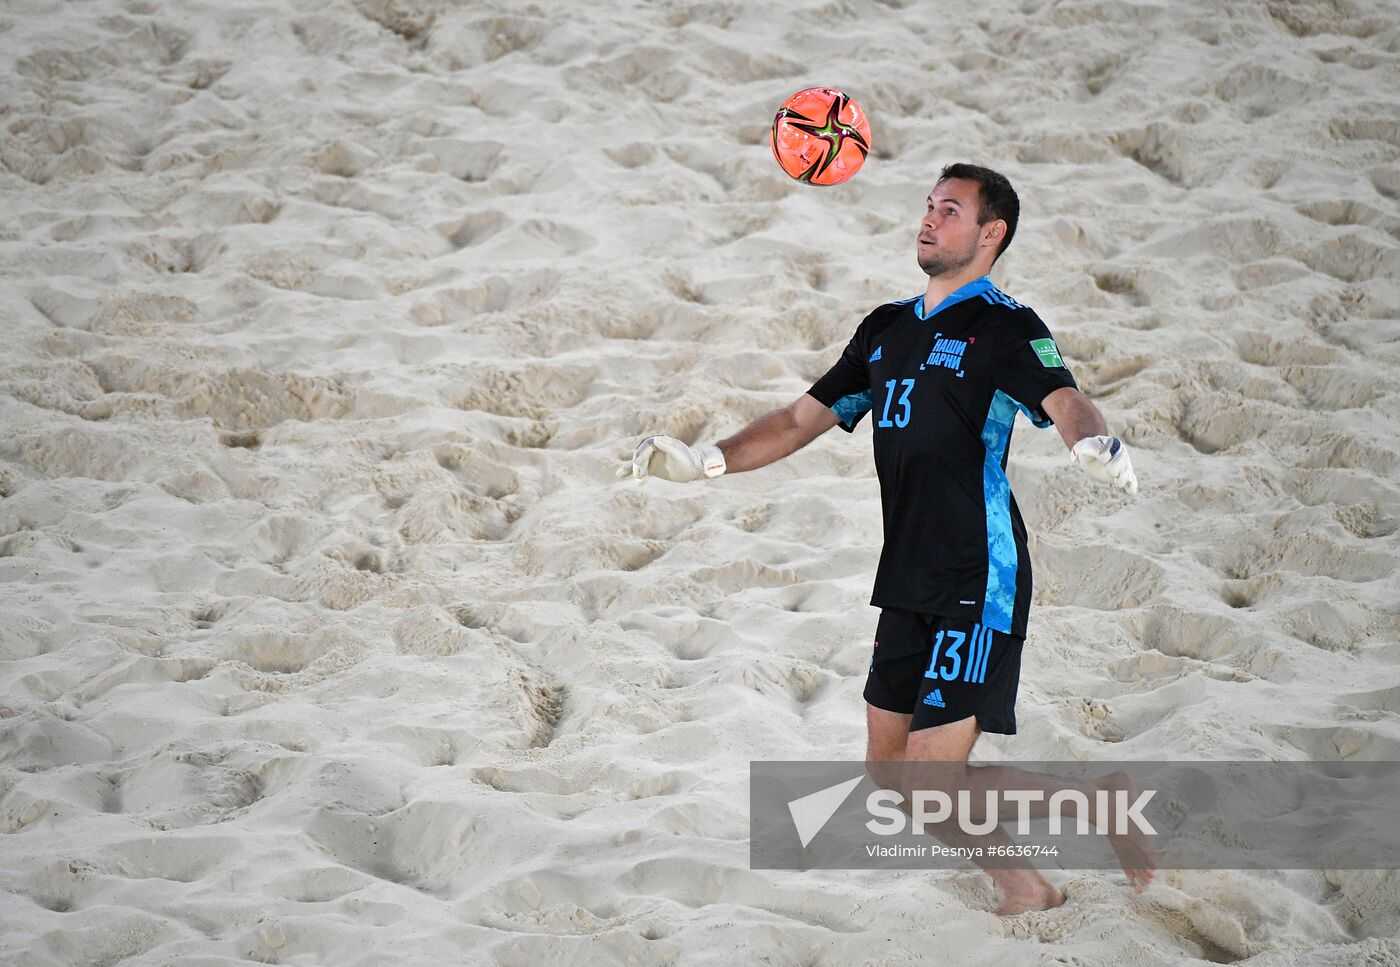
[617,163,1148,913]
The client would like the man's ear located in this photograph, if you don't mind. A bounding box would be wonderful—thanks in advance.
[982,219,1007,248]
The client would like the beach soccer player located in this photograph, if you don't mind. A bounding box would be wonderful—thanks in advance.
[617,164,1150,912]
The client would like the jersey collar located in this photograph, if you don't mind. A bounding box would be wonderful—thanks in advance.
[913,275,995,320]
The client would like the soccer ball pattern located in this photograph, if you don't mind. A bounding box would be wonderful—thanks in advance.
[770,88,872,186]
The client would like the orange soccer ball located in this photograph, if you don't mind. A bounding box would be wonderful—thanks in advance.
[769,87,872,186]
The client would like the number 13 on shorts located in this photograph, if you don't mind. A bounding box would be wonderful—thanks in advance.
[925,625,992,684]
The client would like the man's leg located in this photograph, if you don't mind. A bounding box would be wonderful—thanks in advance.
[863,612,1062,913]
[866,703,913,761]
[945,762,1156,894]
[864,703,913,793]
[901,714,1066,915]
[884,710,1153,903]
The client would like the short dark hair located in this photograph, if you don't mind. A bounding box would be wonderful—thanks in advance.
[937,163,1019,262]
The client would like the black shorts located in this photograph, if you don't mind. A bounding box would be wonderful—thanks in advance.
[864,608,1025,734]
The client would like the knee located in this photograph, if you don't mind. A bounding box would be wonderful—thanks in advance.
[866,735,907,764]
[865,742,906,789]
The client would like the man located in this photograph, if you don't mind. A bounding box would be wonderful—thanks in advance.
[617,164,1148,913]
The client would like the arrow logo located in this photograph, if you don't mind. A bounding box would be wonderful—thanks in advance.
[786,775,864,848]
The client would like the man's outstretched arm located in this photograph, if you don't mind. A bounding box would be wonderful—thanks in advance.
[1041,387,1139,495]
[617,393,840,483]
[714,393,840,474]
[1041,386,1108,450]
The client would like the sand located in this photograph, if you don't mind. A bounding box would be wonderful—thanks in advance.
[1,0,1398,963]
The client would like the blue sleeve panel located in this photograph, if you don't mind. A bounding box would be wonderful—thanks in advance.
[831,389,873,432]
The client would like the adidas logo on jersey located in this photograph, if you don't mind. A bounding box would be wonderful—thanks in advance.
[923,689,946,708]
[868,346,882,363]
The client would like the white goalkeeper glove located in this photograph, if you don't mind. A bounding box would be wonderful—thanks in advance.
[1071,435,1138,495]
[616,435,726,484]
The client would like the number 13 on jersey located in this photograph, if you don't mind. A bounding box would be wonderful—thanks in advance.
[878,378,915,428]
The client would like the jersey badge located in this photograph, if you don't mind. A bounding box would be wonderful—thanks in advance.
[868,345,882,363]
[1030,338,1065,368]
[919,332,973,378]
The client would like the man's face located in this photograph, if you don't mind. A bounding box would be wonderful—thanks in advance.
[917,178,987,278]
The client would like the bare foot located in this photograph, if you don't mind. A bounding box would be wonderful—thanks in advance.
[993,879,1066,915]
[1094,771,1156,893]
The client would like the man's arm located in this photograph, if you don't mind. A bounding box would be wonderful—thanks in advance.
[617,394,841,484]
[1040,387,1107,451]
[715,393,840,473]
[1041,387,1139,495]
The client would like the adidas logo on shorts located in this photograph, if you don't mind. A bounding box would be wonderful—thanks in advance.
[923,689,946,708]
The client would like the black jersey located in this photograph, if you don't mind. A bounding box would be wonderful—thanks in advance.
[806,276,1078,637]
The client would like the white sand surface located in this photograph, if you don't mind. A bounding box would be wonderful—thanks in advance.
[2,0,1399,963]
